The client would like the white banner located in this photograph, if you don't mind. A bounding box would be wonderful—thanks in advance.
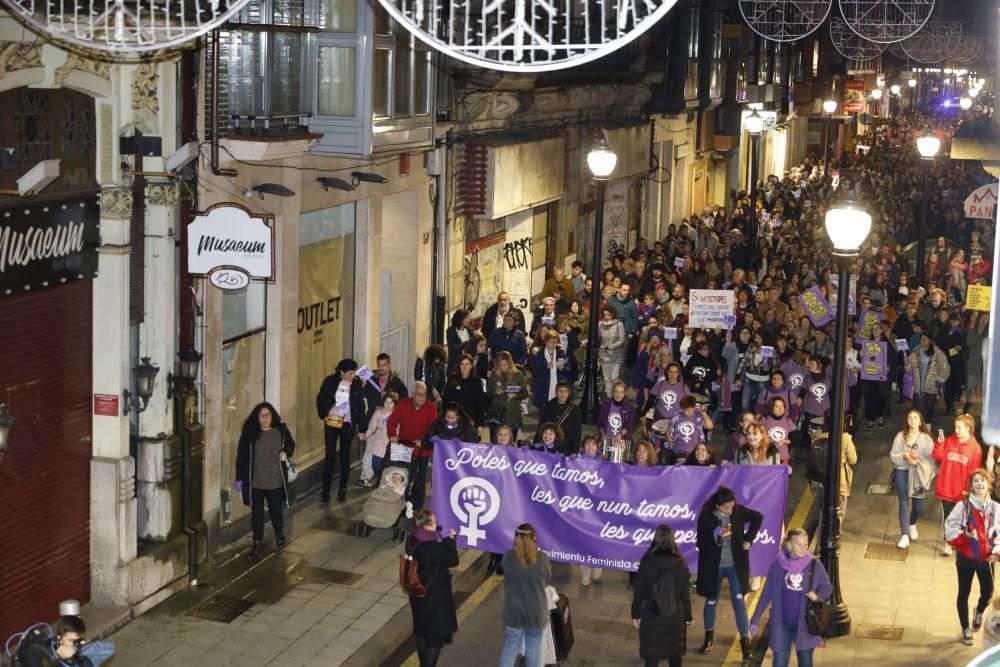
[964,183,998,220]
[188,204,274,279]
[688,289,736,328]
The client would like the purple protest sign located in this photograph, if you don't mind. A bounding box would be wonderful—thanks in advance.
[801,286,833,327]
[674,256,686,269]
[761,346,775,359]
[855,308,885,343]
[664,327,678,340]
[431,439,787,574]
[723,314,737,330]
[895,338,909,352]
[860,340,888,381]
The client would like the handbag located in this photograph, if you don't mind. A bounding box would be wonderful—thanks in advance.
[283,458,298,483]
[399,542,434,598]
[325,414,344,428]
[804,559,831,636]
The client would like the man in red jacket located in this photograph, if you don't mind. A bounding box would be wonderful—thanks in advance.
[934,413,983,556]
[387,381,438,509]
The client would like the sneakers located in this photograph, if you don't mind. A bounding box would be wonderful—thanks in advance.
[974,611,984,631]
[357,477,373,488]
[581,569,592,586]
[962,627,974,645]
[942,544,954,557]
[909,525,919,540]
[897,534,910,549]
[592,568,603,583]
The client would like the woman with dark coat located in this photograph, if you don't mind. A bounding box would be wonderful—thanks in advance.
[530,332,569,412]
[935,311,968,415]
[416,344,449,404]
[750,528,833,667]
[442,354,487,427]
[631,525,694,667]
[406,510,460,667]
[315,359,369,503]
[235,402,296,562]
[421,403,480,453]
[695,486,763,660]
[446,310,474,376]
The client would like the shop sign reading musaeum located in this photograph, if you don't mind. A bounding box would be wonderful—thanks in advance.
[187,204,274,290]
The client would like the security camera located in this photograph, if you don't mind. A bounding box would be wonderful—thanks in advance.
[165,142,199,174]
[17,159,60,196]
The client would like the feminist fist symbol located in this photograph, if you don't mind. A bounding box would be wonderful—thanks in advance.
[450,478,501,546]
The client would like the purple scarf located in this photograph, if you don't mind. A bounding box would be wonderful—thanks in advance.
[777,549,812,574]
[412,527,440,543]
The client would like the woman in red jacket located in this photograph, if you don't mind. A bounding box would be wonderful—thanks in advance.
[935,414,983,556]
[943,469,1000,645]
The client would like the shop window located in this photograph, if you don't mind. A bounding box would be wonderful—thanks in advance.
[317,45,358,116]
[222,282,267,343]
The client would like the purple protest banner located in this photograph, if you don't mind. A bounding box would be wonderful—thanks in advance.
[860,340,888,381]
[855,308,885,343]
[800,286,833,327]
[431,439,787,574]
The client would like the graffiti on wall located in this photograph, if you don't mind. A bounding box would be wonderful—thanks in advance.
[602,180,628,262]
[463,231,506,315]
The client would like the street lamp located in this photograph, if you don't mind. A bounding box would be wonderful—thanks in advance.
[822,100,837,167]
[960,96,973,110]
[970,87,980,98]
[745,109,764,246]
[890,84,901,96]
[580,134,617,425]
[908,78,918,111]
[821,201,872,639]
[870,88,882,100]
[915,134,941,286]
[908,79,917,87]
[123,357,160,416]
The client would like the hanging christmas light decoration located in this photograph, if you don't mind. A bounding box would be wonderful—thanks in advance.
[831,17,887,61]
[738,0,832,42]
[900,20,963,64]
[374,0,682,72]
[838,0,935,44]
[0,0,250,58]
[949,34,983,64]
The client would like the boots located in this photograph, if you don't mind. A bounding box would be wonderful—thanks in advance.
[740,636,752,660]
[699,631,714,654]
[247,541,264,563]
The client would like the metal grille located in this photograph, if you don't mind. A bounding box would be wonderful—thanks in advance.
[856,623,905,641]
[289,564,363,587]
[865,542,908,562]
[186,594,255,623]
[380,321,411,388]
[866,482,894,496]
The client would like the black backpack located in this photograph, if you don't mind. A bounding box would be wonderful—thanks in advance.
[807,434,828,484]
[9,624,53,667]
[649,569,680,617]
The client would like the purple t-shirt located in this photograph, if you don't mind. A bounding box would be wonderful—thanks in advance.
[781,567,806,625]
[669,410,705,456]
[755,386,794,415]
[801,372,832,416]
[651,380,689,420]
[607,404,624,437]
[761,414,796,462]
[780,360,808,394]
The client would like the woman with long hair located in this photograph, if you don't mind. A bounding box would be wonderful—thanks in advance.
[406,510,460,666]
[416,344,449,404]
[944,469,1000,645]
[631,525,694,667]
[443,353,487,430]
[487,351,529,441]
[695,487,762,660]
[445,309,474,376]
[529,422,566,454]
[749,528,832,667]
[315,358,369,503]
[908,333,951,427]
[498,524,552,667]
[598,306,627,396]
[889,409,935,549]
[935,414,984,557]
[632,441,658,467]
[235,402,296,562]
[734,423,781,466]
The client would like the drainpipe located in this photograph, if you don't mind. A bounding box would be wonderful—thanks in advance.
[210,30,238,178]
[429,136,449,345]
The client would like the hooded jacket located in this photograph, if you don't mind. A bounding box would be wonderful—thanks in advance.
[945,494,1000,563]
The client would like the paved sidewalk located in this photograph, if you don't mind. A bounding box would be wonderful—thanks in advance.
[105,485,486,667]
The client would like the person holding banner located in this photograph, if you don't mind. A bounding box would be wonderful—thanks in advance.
[859,323,893,429]
[405,510,459,667]
[761,398,796,464]
[498,524,552,667]
[599,381,637,446]
[695,487,762,660]
[668,396,713,463]
[748,528,832,667]
[631,525,694,667]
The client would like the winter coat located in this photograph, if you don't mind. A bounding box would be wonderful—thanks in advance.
[945,495,1000,562]
[889,431,936,499]
[598,320,627,365]
[421,417,479,454]
[235,423,296,506]
[606,294,639,334]
[488,326,529,366]
[750,554,833,652]
[541,397,583,455]
[907,346,950,396]
[695,504,763,599]
[482,302,526,340]
[530,346,569,411]
[934,435,983,503]
[486,368,529,427]
[316,372,370,432]
[630,551,692,660]
[363,372,408,421]
[407,536,460,641]
[443,375,488,426]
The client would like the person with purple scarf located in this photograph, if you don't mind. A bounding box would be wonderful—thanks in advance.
[750,528,832,667]
[599,381,637,444]
[405,510,460,667]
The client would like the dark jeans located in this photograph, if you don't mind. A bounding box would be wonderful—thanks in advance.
[914,393,936,427]
[956,555,994,629]
[644,657,682,667]
[250,486,284,543]
[892,468,924,535]
[861,379,889,421]
[323,423,356,497]
[412,456,431,509]
[945,368,965,411]
[771,619,813,667]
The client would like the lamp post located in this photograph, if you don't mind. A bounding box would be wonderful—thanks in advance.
[960,96,973,110]
[909,78,917,111]
[822,100,837,168]
[890,85,901,116]
[821,201,872,639]
[580,135,617,425]
[746,109,764,245]
[915,134,941,286]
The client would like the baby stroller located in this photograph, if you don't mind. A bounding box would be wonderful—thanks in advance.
[354,442,418,541]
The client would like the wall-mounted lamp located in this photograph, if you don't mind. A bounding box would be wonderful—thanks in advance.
[351,171,388,186]
[317,176,355,192]
[250,183,296,199]
[0,403,14,461]
[168,346,203,399]
[123,357,160,416]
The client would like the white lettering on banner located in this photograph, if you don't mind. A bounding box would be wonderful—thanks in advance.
[0,221,86,273]
[444,447,512,472]
[558,495,594,513]
[636,500,696,520]
[514,459,549,477]
[552,463,606,488]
